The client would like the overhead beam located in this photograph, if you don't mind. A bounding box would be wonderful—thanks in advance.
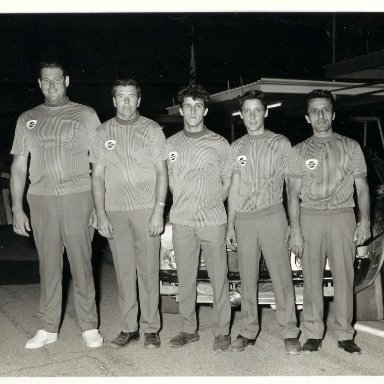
[325,49,384,78]
[167,77,384,116]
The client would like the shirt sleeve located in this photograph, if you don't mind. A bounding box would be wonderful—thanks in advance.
[166,138,173,177]
[221,141,233,179]
[10,116,29,156]
[282,140,302,178]
[230,142,241,174]
[352,142,367,178]
[81,107,101,153]
[86,109,102,132]
[150,125,168,164]
[89,129,106,166]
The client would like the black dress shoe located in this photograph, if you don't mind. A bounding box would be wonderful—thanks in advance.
[111,330,140,347]
[170,332,200,347]
[231,335,256,351]
[284,338,302,354]
[144,333,161,349]
[302,338,322,353]
[338,340,361,354]
[213,335,231,352]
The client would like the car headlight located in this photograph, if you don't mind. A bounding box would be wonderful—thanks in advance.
[290,251,302,271]
[200,251,206,269]
[229,289,241,307]
[161,249,177,270]
[290,251,331,271]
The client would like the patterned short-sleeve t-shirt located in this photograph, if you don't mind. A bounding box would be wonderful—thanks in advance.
[293,133,367,210]
[167,128,231,227]
[11,98,101,196]
[231,130,301,213]
[90,113,167,211]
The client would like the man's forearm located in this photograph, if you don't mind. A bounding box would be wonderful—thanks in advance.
[287,177,302,230]
[227,174,239,229]
[91,175,107,215]
[155,171,168,205]
[10,156,28,212]
[227,190,236,229]
[221,176,231,202]
[356,178,370,224]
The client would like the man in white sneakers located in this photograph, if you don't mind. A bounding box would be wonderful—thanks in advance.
[10,60,103,349]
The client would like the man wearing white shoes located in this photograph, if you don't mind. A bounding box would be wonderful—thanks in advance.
[10,60,103,349]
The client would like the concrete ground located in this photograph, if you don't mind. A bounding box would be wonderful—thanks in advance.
[0,226,384,383]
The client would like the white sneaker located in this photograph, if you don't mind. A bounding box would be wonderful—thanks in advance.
[82,329,103,348]
[25,330,58,349]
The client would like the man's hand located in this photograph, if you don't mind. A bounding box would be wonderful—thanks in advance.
[148,210,164,237]
[97,212,114,239]
[353,218,371,246]
[12,209,31,237]
[284,225,291,244]
[88,208,97,229]
[288,227,304,259]
[225,227,237,251]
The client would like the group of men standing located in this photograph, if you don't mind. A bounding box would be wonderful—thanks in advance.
[10,60,370,356]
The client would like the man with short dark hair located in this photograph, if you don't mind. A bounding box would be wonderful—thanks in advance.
[10,60,103,349]
[167,84,232,351]
[90,79,168,349]
[293,89,371,354]
[226,90,303,354]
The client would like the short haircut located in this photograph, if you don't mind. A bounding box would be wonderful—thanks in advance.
[39,61,67,78]
[177,84,210,107]
[238,90,268,111]
[306,89,335,112]
[111,79,141,98]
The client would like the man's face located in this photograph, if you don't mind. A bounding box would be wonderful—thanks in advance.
[305,98,335,136]
[113,85,140,120]
[179,97,207,131]
[240,99,268,135]
[38,67,69,104]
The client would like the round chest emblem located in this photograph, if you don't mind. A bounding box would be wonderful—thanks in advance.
[237,155,247,166]
[104,140,116,150]
[26,120,37,129]
[169,151,178,162]
[305,159,318,170]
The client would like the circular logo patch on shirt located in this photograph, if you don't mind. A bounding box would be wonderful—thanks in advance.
[305,158,318,170]
[237,155,247,167]
[169,151,178,162]
[104,140,116,150]
[26,120,37,129]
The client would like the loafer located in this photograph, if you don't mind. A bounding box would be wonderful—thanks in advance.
[170,332,199,348]
[82,329,103,348]
[284,338,302,355]
[213,335,231,352]
[338,340,361,354]
[231,335,256,351]
[25,330,58,349]
[111,330,140,348]
[144,333,161,349]
[302,338,322,354]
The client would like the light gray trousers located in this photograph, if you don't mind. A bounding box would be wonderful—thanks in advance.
[301,208,356,341]
[107,209,160,334]
[172,223,231,337]
[235,204,299,340]
[28,191,98,333]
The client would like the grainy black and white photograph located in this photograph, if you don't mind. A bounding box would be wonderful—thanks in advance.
[0,1,384,383]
